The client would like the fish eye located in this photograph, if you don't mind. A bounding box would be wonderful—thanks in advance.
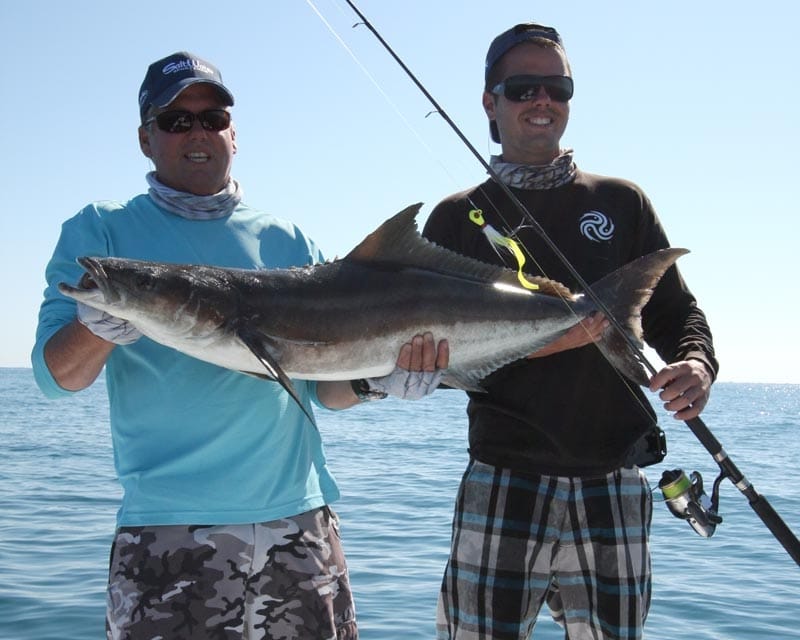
[135,274,155,290]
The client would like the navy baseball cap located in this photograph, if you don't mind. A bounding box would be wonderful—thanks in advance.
[485,23,564,84]
[138,52,234,121]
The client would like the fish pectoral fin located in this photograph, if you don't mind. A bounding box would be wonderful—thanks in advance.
[235,327,317,427]
[238,370,273,381]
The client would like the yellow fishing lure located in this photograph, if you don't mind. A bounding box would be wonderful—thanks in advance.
[469,209,539,291]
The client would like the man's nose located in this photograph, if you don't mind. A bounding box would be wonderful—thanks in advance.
[528,85,551,102]
[186,119,210,137]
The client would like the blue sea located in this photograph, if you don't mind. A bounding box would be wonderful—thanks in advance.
[1,368,799,639]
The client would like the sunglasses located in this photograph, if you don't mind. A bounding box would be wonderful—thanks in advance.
[491,75,574,103]
[145,109,232,134]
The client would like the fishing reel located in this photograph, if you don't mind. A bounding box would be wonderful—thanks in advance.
[658,468,724,537]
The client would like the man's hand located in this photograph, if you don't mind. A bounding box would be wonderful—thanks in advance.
[649,359,713,420]
[365,332,449,400]
[316,332,449,409]
[77,303,142,345]
[527,313,609,359]
[395,332,449,372]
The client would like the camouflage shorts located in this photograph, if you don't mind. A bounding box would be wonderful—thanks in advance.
[106,506,357,640]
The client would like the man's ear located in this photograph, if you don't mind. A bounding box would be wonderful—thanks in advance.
[482,91,497,121]
[138,125,152,158]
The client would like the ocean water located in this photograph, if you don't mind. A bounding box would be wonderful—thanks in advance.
[1,367,799,639]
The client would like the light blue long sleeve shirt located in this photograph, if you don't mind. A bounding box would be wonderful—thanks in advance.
[31,195,340,526]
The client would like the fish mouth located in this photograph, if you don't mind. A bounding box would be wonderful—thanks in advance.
[76,256,104,286]
[57,257,120,304]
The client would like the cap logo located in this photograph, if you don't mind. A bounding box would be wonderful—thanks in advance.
[162,59,215,76]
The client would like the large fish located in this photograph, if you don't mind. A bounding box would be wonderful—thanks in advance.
[59,203,686,412]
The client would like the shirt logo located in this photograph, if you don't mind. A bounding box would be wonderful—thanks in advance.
[579,210,615,242]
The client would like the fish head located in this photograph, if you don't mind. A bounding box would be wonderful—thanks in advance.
[58,257,233,342]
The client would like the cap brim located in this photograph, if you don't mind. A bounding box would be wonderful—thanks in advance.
[152,78,235,111]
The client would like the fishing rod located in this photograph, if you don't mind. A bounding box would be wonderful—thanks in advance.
[340,0,800,567]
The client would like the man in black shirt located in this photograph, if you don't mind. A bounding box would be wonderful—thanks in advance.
[424,23,717,640]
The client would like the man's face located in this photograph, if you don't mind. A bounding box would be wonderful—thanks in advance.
[138,83,236,195]
[483,43,570,165]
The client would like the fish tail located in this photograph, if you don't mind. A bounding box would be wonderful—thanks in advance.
[591,248,688,386]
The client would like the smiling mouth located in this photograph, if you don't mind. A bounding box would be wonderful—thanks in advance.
[526,115,553,126]
[186,152,210,163]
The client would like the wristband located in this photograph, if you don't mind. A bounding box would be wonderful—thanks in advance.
[350,378,388,402]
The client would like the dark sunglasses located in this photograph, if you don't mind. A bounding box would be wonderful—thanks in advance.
[491,75,574,103]
[145,109,232,134]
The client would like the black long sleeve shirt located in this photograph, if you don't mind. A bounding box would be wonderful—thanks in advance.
[423,172,718,476]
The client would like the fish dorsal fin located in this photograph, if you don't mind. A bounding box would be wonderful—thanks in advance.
[345,203,574,298]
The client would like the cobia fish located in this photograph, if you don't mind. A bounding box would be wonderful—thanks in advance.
[59,203,686,413]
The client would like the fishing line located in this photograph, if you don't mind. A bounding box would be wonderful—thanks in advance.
[307,0,690,430]
[309,0,800,567]
[304,0,474,195]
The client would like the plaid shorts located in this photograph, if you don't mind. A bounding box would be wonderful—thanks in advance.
[436,459,652,640]
[106,507,357,640]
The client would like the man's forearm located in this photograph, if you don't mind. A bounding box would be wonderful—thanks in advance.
[43,319,115,391]
[316,380,361,410]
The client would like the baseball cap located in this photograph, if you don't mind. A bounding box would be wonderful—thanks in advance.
[138,52,234,121]
[485,23,564,84]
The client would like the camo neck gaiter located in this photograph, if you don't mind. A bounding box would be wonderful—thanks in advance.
[489,149,577,190]
[146,172,243,220]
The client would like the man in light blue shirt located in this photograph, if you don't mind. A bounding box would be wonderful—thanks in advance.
[32,51,447,640]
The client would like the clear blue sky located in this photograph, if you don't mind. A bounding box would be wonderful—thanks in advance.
[2,0,798,383]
